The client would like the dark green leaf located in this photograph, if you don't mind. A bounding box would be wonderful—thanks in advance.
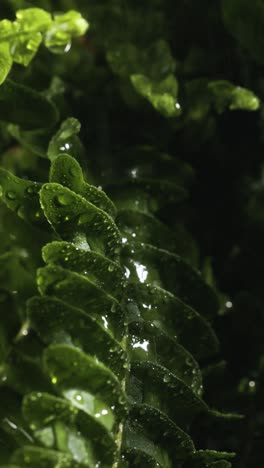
[0,168,44,225]
[49,154,116,218]
[28,295,126,377]
[47,118,82,161]
[43,344,127,421]
[222,0,264,64]
[42,241,124,299]
[36,264,125,339]
[23,392,115,466]
[0,80,58,129]
[40,183,121,261]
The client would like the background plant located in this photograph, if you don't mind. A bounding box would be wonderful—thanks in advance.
[0,1,263,467]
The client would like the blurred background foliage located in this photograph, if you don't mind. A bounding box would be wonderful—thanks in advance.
[0,0,264,466]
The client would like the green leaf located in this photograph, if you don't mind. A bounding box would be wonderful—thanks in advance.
[28,295,126,377]
[47,118,82,161]
[116,210,198,266]
[126,282,219,360]
[107,39,176,80]
[0,80,58,129]
[6,8,51,66]
[43,344,127,421]
[0,8,89,82]
[131,361,207,428]
[23,392,115,466]
[44,10,89,54]
[39,183,121,261]
[36,264,125,339]
[42,241,124,299]
[122,242,219,320]
[0,350,52,396]
[0,43,12,85]
[49,154,116,218]
[128,321,203,396]
[187,449,235,467]
[7,124,52,158]
[123,404,194,465]
[208,80,260,112]
[131,74,181,118]
[0,168,44,225]
[11,446,87,468]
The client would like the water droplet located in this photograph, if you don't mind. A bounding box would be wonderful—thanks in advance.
[51,376,57,384]
[74,393,84,403]
[16,205,25,219]
[55,194,70,206]
[118,395,126,405]
[26,186,36,196]
[78,212,94,225]
[163,373,171,383]
[6,191,16,200]
[185,357,193,366]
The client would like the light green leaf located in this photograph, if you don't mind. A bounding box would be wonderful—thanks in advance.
[15,8,52,31]
[131,74,181,118]
[0,8,88,84]
[0,9,51,67]
[0,43,12,85]
[44,10,89,54]
[208,80,260,112]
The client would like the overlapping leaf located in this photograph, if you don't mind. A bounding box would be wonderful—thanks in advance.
[0,8,89,84]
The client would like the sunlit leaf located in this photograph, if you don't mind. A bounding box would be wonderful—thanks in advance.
[131,74,181,118]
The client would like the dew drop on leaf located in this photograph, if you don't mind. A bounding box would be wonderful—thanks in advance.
[163,373,171,383]
[6,191,16,200]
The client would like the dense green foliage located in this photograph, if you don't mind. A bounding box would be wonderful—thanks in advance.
[0,1,263,467]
